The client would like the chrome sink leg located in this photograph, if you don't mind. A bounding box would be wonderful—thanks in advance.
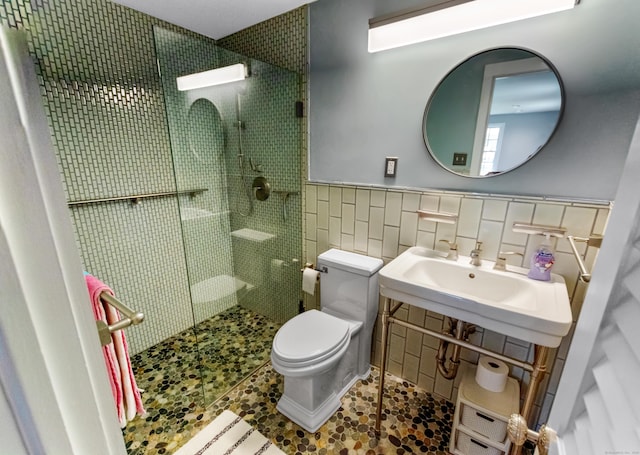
[375,297,391,434]
[510,345,550,455]
[522,345,549,421]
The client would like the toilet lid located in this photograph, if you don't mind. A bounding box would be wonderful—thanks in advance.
[272,310,350,367]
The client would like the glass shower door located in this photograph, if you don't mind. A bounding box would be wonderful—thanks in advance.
[154,26,302,407]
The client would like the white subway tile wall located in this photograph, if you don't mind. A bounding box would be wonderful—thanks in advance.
[304,182,611,426]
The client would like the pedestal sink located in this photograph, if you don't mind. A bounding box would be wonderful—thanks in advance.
[374,246,573,436]
[379,246,571,347]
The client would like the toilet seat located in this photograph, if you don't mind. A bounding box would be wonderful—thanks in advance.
[272,310,351,368]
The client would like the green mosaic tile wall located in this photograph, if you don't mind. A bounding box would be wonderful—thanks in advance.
[225,57,303,322]
[156,26,303,324]
[0,0,308,353]
[218,7,308,75]
[220,7,309,209]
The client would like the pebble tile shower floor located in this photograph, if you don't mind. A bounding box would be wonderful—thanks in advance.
[123,305,281,454]
[122,306,455,454]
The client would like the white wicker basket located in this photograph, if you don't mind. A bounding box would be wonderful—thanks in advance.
[456,431,504,455]
[461,403,508,442]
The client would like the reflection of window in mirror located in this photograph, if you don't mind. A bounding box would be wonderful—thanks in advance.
[481,123,504,176]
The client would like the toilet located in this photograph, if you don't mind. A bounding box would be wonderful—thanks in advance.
[271,249,383,432]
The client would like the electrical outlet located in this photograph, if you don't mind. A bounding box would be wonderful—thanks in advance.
[385,157,398,177]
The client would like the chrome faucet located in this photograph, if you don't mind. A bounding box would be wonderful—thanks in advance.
[469,241,482,266]
[493,251,524,271]
[438,239,458,261]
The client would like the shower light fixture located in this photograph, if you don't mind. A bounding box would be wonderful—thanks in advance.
[368,0,578,53]
[176,63,247,91]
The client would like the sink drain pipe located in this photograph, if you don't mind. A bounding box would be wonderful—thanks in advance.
[436,318,476,379]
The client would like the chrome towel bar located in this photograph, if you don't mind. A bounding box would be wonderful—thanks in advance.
[96,292,144,346]
[566,235,603,283]
[68,188,208,207]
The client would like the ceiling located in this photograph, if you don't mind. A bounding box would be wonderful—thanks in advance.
[491,71,562,115]
[110,0,317,40]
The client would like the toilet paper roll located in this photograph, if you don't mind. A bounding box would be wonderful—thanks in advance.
[475,356,509,392]
[302,267,320,295]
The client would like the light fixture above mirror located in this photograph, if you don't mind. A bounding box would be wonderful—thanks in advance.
[368,0,578,53]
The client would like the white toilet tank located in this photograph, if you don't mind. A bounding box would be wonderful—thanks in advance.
[317,249,383,328]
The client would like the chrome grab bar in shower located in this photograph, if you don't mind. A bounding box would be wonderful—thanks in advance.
[68,188,208,206]
[96,292,145,346]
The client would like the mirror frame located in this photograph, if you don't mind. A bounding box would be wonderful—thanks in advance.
[423,47,565,178]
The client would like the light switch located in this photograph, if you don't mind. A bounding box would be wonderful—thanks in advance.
[385,157,398,177]
[453,153,467,166]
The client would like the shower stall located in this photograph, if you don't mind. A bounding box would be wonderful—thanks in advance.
[122,27,302,452]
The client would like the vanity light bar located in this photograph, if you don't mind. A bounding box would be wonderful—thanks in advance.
[512,222,567,238]
[416,210,458,224]
[368,0,578,53]
[176,63,247,91]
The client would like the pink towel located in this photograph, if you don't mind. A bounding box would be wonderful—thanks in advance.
[85,273,145,427]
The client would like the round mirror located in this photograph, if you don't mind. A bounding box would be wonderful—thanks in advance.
[187,98,225,163]
[423,48,564,178]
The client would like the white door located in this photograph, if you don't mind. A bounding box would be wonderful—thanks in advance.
[546,116,640,453]
[0,26,126,455]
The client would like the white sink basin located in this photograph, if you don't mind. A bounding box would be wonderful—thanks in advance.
[379,247,572,347]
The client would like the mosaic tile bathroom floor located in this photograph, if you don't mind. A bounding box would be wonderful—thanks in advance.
[122,305,455,454]
[210,365,455,455]
[123,305,281,455]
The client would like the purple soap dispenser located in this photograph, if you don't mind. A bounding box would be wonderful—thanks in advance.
[528,234,555,281]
